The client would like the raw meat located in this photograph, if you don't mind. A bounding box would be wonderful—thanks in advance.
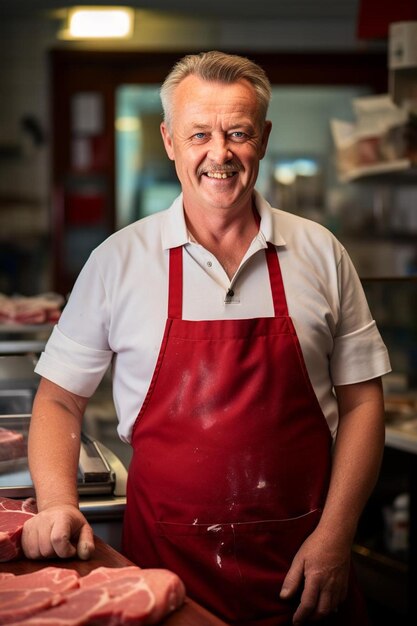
[0,293,64,325]
[138,568,187,625]
[0,568,79,624]
[16,575,155,625]
[0,497,37,562]
[0,428,26,462]
[0,565,185,625]
[0,589,62,625]
[78,567,186,624]
[77,565,142,587]
[0,567,80,592]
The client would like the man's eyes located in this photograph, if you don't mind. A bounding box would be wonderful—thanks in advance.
[192,131,247,140]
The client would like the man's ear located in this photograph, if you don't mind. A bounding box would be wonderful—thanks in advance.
[160,122,175,161]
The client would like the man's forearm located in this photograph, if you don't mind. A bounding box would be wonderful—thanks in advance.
[23,378,95,560]
[28,378,88,511]
[318,378,385,544]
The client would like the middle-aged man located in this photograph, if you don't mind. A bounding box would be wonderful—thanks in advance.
[23,51,391,625]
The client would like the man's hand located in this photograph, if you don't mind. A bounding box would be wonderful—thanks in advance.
[22,504,95,561]
[280,527,350,624]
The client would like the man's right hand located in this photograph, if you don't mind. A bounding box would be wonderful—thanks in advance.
[21,504,95,561]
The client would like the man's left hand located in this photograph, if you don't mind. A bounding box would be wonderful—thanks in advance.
[279,526,350,624]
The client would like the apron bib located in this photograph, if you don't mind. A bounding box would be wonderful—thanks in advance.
[123,243,369,625]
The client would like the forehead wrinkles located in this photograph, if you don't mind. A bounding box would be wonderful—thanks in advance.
[179,99,254,118]
[170,78,261,131]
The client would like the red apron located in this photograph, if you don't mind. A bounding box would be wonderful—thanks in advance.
[123,242,369,625]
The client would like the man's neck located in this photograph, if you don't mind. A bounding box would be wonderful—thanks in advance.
[183,199,259,280]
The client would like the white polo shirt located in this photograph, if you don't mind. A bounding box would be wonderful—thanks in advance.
[35,191,391,442]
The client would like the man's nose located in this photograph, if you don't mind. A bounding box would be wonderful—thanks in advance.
[207,135,232,164]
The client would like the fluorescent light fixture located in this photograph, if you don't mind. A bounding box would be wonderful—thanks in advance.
[115,116,141,132]
[59,7,134,39]
[293,159,319,177]
[274,158,319,184]
[274,165,296,185]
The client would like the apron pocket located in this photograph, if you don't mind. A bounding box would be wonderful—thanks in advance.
[155,508,322,622]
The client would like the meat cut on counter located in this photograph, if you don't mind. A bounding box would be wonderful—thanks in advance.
[0,568,80,624]
[0,429,26,463]
[0,565,185,625]
[0,497,37,562]
[0,496,186,624]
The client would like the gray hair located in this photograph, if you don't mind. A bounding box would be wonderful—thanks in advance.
[160,50,271,129]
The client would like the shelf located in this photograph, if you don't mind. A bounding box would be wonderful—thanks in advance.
[0,324,53,355]
[339,159,417,183]
[0,340,47,355]
[386,425,417,455]
[0,323,53,335]
[353,541,408,573]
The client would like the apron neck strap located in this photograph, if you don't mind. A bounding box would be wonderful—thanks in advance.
[253,206,289,316]
[168,243,289,319]
[265,243,288,317]
[168,246,183,319]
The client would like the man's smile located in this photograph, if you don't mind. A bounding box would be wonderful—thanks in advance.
[204,171,237,179]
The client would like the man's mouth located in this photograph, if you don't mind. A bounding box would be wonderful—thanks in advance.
[204,171,236,179]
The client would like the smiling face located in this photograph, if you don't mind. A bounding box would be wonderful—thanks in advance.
[160,75,271,218]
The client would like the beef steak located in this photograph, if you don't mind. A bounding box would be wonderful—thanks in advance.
[0,568,79,625]
[0,497,37,562]
[0,565,185,625]
[0,567,79,592]
[0,589,63,625]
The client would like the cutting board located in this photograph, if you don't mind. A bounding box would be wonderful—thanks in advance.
[0,537,228,626]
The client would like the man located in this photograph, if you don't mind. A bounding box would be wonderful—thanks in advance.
[23,51,390,625]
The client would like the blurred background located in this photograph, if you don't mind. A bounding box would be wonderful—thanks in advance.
[1,2,417,623]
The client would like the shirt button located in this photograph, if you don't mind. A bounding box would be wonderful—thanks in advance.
[207,261,212,267]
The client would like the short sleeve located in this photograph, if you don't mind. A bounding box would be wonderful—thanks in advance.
[35,253,113,397]
[35,326,113,397]
[330,248,391,386]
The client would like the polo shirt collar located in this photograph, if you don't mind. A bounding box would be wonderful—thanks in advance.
[161,193,189,250]
[161,190,286,250]
[253,190,286,247]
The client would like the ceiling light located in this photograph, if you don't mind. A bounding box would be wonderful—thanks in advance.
[293,159,319,177]
[59,7,134,40]
[274,165,296,185]
[115,117,141,132]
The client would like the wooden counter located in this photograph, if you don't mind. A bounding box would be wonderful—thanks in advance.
[0,537,228,626]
